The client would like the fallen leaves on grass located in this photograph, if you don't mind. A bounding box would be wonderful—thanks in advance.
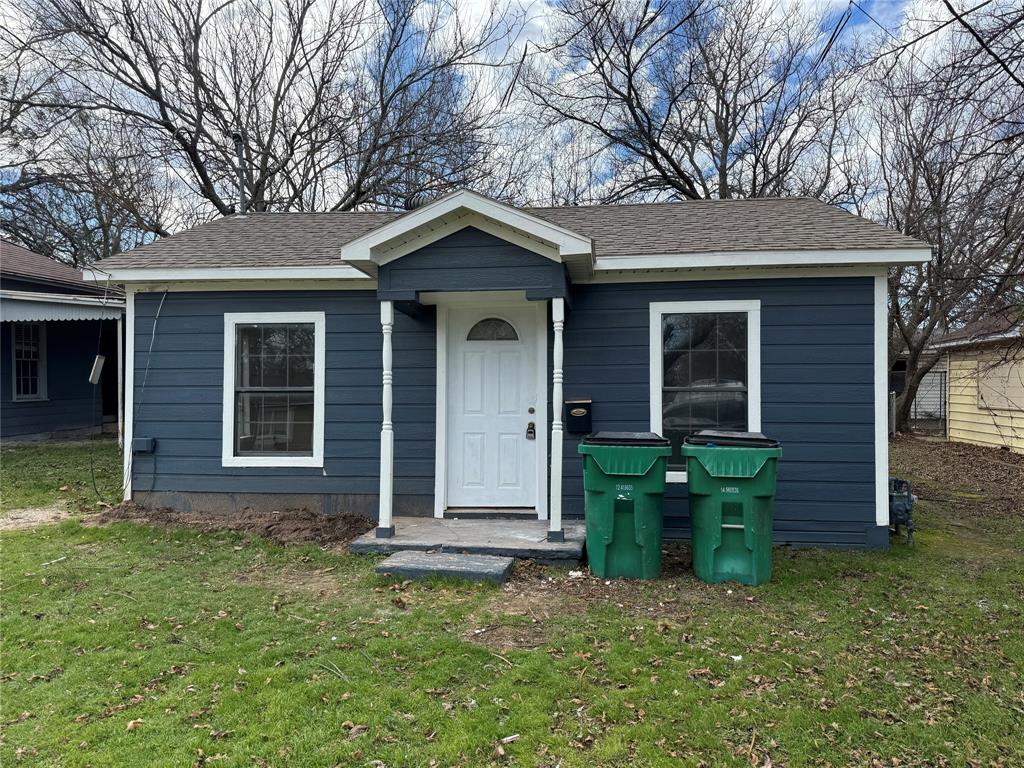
[891,436,1024,517]
[342,721,368,739]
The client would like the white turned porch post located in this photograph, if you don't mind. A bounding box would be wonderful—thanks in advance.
[377,301,395,537]
[549,297,565,542]
[116,315,124,449]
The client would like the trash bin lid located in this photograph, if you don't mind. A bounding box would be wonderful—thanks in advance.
[683,430,780,448]
[581,431,671,446]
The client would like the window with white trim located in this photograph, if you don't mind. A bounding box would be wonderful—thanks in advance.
[223,312,325,467]
[650,301,761,479]
[12,323,47,401]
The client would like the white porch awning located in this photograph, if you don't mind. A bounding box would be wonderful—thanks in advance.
[0,290,124,322]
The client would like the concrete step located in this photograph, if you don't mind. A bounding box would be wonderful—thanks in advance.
[375,550,514,584]
[351,518,585,565]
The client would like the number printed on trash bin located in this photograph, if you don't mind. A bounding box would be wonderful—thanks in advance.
[616,483,634,494]
[721,486,740,494]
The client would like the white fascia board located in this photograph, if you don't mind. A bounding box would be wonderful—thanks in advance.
[83,265,369,282]
[0,289,124,307]
[929,330,1023,351]
[339,189,593,264]
[596,248,932,271]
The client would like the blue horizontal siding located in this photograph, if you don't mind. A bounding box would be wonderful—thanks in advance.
[131,274,879,547]
[560,277,877,546]
[1,320,105,437]
[131,291,435,497]
[378,227,568,300]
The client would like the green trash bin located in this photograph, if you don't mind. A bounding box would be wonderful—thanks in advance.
[578,432,672,579]
[682,430,782,586]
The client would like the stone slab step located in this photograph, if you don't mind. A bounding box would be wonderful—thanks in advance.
[350,518,585,565]
[375,550,514,584]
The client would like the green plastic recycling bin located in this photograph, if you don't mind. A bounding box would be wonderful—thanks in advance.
[578,432,672,579]
[682,430,782,586]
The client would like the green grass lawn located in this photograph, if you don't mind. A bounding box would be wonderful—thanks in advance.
[1,440,1022,766]
[0,437,121,512]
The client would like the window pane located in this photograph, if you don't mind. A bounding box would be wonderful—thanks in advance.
[236,326,262,386]
[689,350,717,385]
[235,323,314,390]
[719,351,746,383]
[690,315,718,350]
[663,389,749,469]
[288,325,315,355]
[662,315,692,351]
[718,313,747,351]
[663,352,691,387]
[467,318,518,341]
[659,310,750,470]
[288,355,314,387]
[262,352,287,387]
[13,323,42,399]
[235,392,314,455]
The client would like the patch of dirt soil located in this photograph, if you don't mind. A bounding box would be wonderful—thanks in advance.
[463,621,551,651]
[463,545,733,650]
[0,504,73,531]
[462,576,566,651]
[236,565,343,598]
[87,503,374,547]
[890,435,1024,517]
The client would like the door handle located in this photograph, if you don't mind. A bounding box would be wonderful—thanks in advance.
[525,422,536,440]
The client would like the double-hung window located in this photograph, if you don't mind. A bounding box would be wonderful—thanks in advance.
[12,323,47,401]
[222,312,325,467]
[650,301,761,481]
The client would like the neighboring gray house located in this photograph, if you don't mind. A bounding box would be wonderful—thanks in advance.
[1,241,124,440]
[88,191,931,548]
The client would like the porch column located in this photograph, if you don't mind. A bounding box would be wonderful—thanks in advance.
[116,315,124,449]
[377,300,395,538]
[548,297,565,542]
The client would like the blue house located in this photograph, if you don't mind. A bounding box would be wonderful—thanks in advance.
[1,241,124,440]
[89,191,931,548]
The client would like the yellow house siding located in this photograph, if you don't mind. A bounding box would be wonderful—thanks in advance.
[947,346,1024,454]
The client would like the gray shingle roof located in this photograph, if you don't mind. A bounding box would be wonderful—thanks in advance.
[1,239,91,287]
[97,197,927,270]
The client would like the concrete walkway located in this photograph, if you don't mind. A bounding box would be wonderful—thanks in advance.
[350,516,585,565]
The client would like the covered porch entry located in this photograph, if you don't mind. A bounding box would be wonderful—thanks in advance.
[339,190,595,544]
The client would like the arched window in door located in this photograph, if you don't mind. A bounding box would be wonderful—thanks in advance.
[467,317,519,341]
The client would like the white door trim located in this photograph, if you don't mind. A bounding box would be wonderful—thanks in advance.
[433,299,548,519]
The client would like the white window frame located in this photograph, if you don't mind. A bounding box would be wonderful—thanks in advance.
[11,322,48,402]
[222,311,325,468]
[649,300,762,483]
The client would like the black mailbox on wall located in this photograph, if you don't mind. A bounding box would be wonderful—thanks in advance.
[564,399,593,434]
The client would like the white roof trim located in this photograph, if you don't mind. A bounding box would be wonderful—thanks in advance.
[338,189,594,266]
[595,248,931,272]
[930,329,1022,351]
[83,265,369,282]
[1,290,124,321]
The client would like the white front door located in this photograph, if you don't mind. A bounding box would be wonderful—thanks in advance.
[446,306,539,508]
